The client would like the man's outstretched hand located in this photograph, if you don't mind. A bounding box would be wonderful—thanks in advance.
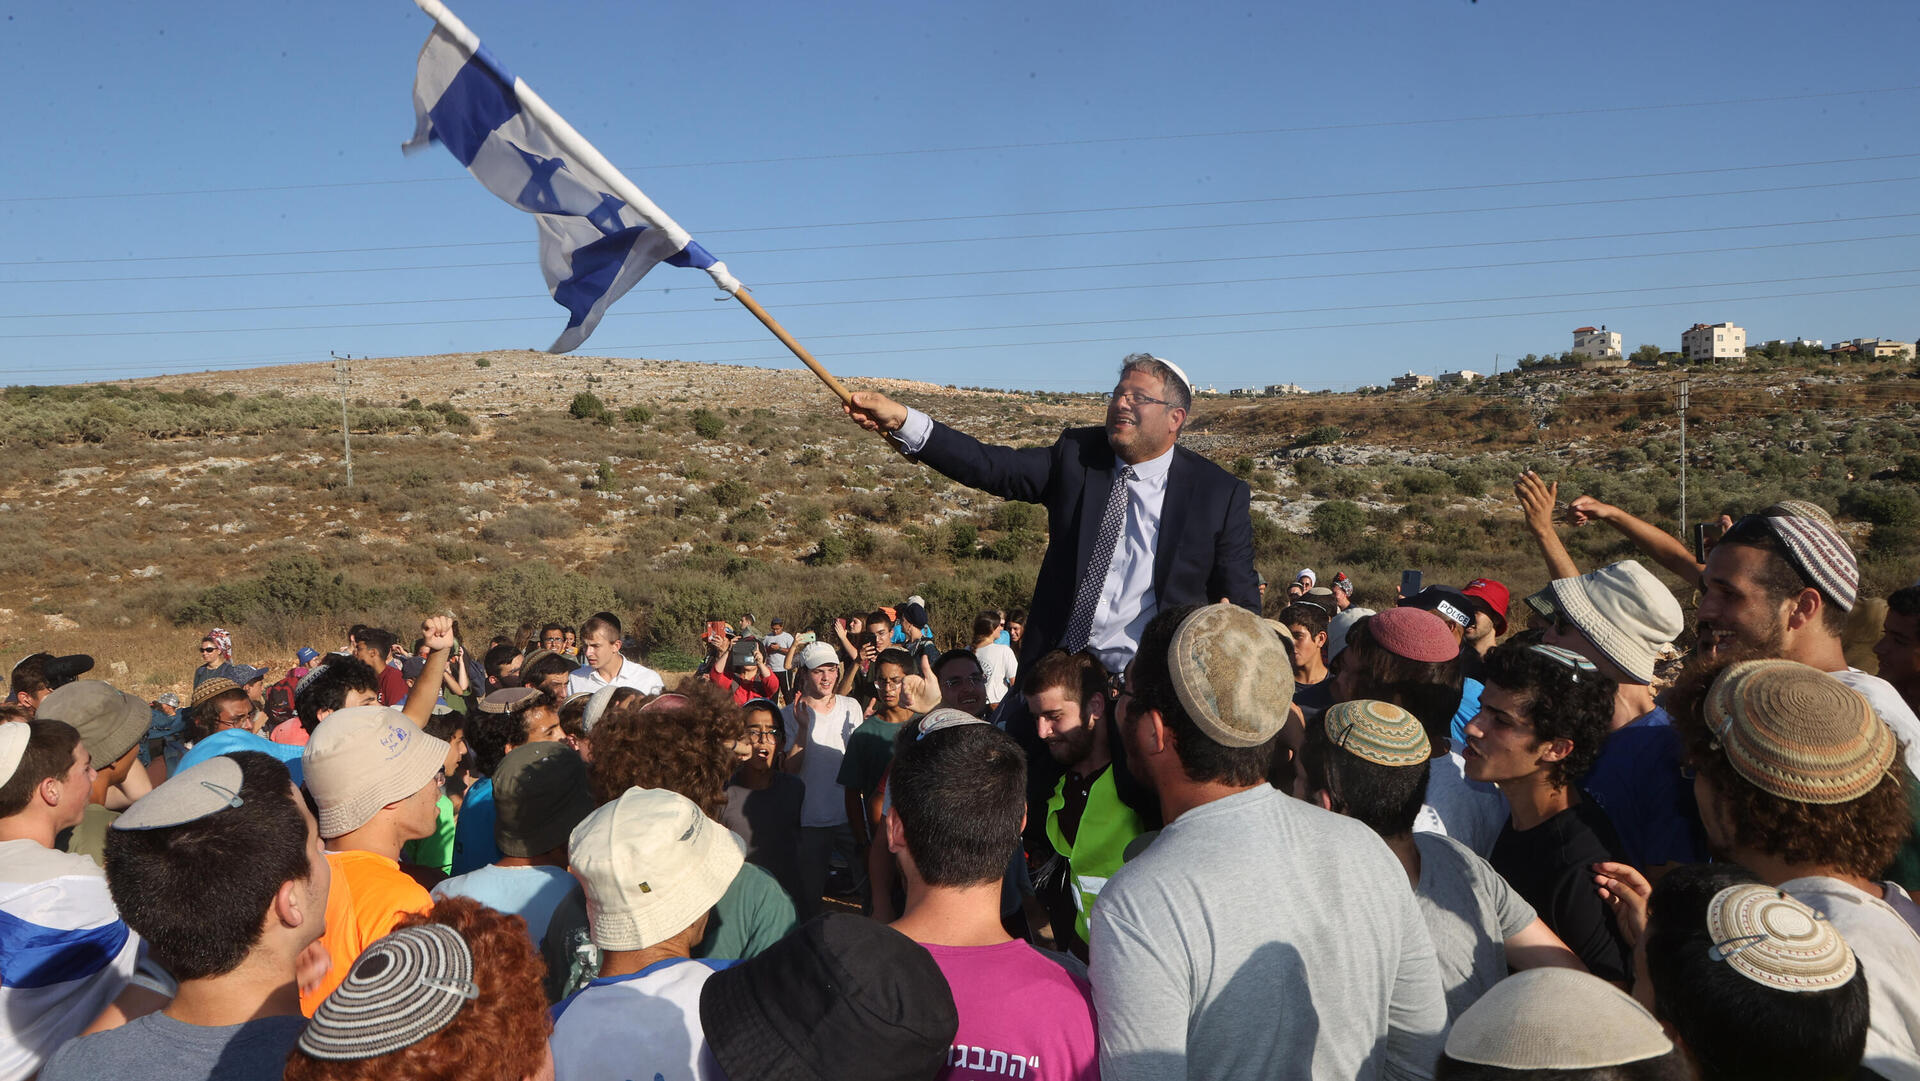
[845,391,908,434]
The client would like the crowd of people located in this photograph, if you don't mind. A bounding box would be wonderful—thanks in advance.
[2,352,1918,1081]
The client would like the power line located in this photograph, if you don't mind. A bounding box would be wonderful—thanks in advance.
[6,83,1916,203]
[8,209,1918,286]
[10,267,1916,342]
[10,151,1919,268]
[577,280,1920,361]
[15,228,1920,323]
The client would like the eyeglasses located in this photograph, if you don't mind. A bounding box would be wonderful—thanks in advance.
[745,729,779,742]
[1109,387,1175,410]
[940,674,988,689]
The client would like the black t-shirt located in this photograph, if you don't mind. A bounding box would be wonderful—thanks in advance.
[721,769,806,903]
[1489,798,1632,984]
[1292,677,1334,723]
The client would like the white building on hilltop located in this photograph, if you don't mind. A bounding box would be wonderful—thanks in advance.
[1437,370,1482,385]
[1572,325,1623,360]
[1391,371,1435,391]
[1681,322,1746,362]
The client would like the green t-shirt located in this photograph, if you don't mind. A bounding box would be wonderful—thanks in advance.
[401,793,457,875]
[542,862,798,1003]
[58,804,121,868]
[836,715,919,797]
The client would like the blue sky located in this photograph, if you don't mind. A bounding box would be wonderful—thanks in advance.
[4,0,1917,392]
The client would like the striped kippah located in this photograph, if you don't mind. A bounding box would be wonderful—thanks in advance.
[1762,512,1858,612]
[1706,659,1895,804]
[298,924,478,1061]
[1706,884,1857,993]
[1528,644,1599,680]
[1324,700,1430,767]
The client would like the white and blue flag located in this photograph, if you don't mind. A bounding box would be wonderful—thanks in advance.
[405,20,741,353]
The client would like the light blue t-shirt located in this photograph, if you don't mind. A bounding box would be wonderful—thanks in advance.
[431,863,580,944]
[1448,677,1485,750]
[179,730,305,786]
[450,777,499,876]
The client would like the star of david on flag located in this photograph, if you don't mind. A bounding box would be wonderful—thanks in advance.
[404,17,741,353]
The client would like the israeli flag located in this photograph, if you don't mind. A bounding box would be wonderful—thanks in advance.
[405,15,740,353]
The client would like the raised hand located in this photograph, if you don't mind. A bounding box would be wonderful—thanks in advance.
[1514,471,1559,534]
[844,390,908,434]
[1568,494,1615,528]
[420,614,456,653]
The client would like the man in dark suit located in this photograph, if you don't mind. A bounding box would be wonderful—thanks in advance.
[847,354,1260,670]
[847,355,1259,851]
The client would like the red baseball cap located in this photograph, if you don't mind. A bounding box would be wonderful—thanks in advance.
[1462,579,1511,635]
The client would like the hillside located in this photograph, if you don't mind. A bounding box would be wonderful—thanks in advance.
[3,351,1915,695]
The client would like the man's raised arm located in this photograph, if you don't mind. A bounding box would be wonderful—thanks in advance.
[846,390,1055,504]
[1568,495,1704,586]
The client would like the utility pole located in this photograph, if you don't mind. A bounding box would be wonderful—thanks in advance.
[332,352,353,491]
[1677,377,1690,539]
[1493,353,1500,382]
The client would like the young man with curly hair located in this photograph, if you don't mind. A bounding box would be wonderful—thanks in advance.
[1464,640,1631,985]
[1599,653,1920,1078]
[539,685,797,1002]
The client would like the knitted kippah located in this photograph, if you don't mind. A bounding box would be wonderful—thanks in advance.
[1324,700,1430,767]
[1706,884,1858,993]
[1763,499,1836,528]
[1368,607,1458,663]
[1168,603,1295,748]
[1762,512,1858,612]
[298,923,478,1061]
[1706,659,1895,804]
[188,677,241,710]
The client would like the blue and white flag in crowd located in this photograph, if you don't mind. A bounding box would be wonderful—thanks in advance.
[404,20,740,353]
[1,859,144,1080]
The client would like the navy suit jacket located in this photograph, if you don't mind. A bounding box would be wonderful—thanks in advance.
[916,421,1260,665]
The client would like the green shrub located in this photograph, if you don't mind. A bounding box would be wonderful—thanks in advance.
[691,409,726,439]
[948,523,979,560]
[711,478,751,509]
[471,562,616,629]
[1231,456,1255,479]
[813,533,849,566]
[1311,500,1366,546]
[475,357,491,368]
[1300,425,1343,447]
[568,392,609,422]
[623,405,654,426]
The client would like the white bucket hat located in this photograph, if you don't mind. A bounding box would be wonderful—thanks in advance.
[1549,560,1683,685]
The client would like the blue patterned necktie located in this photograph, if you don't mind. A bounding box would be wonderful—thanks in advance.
[1061,466,1135,654]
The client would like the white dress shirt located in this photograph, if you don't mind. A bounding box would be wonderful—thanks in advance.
[894,407,1170,672]
[567,655,664,697]
[1088,444,1172,673]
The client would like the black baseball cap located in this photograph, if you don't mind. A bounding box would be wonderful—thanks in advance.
[12,652,93,691]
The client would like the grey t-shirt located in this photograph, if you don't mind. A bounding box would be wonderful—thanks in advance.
[1412,831,1537,1023]
[41,1011,305,1081]
[1091,786,1447,1081]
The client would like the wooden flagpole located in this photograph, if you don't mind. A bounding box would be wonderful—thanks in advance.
[413,0,855,406]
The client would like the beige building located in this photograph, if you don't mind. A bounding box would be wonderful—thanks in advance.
[1571,325,1622,360]
[1390,371,1435,391]
[1437,369,1482,385]
[1830,338,1916,361]
[1681,322,1746,362]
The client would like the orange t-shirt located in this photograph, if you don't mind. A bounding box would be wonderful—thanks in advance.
[300,849,433,1014]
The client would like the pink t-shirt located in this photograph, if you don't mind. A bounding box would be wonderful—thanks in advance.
[923,940,1100,1081]
[269,718,309,746]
